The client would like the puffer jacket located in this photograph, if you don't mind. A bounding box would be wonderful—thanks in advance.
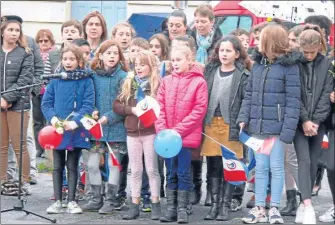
[155,65,208,148]
[237,50,301,144]
[41,68,95,150]
[205,61,250,141]
[1,46,34,111]
[297,53,333,126]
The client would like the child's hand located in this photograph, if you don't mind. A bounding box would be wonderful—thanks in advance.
[131,107,139,117]
[239,122,246,131]
[92,111,99,120]
[330,91,334,103]
[1,98,11,109]
[98,116,108,125]
[63,121,78,131]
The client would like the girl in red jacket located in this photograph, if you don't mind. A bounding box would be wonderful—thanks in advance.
[155,45,208,223]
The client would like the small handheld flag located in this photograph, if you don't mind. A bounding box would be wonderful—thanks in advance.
[80,116,103,139]
[321,134,329,149]
[136,87,160,128]
[106,142,122,171]
[239,132,276,155]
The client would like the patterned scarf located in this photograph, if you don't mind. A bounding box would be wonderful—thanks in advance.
[56,67,94,80]
[196,28,215,64]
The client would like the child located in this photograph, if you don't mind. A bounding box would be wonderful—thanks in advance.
[81,40,129,214]
[237,24,301,224]
[72,38,91,63]
[288,25,306,51]
[113,51,162,220]
[156,45,208,223]
[111,21,136,62]
[229,28,250,51]
[201,35,252,221]
[42,44,95,214]
[294,25,333,224]
[129,37,150,69]
[149,33,170,62]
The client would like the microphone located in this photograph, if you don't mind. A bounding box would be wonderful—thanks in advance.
[41,72,67,80]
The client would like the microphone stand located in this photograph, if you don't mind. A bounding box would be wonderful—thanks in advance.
[1,83,56,223]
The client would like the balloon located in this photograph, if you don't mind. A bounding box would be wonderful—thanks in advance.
[38,125,63,150]
[154,129,182,158]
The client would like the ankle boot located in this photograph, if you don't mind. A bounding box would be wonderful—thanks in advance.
[151,202,161,220]
[204,178,221,220]
[177,190,190,224]
[81,185,103,211]
[160,189,178,222]
[217,182,233,221]
[98,184,118,214]
[190,160,202,205]
[280,189,298,216]
[122,203,140,220]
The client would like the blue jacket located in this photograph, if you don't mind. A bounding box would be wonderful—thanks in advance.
[237,51,301,144]
[41,73,95,150]
[92,64,127,142]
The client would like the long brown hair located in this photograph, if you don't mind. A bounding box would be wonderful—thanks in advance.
[82,11,107,42]
[149,33,170,61]
[60,44,85,69]
[118,51,161,103]
[1,21,30,53]
[91,40,129,71]
[299,24,327,54]
[259,24,290,62]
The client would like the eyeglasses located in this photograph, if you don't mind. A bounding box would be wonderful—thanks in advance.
[38,39,49,43]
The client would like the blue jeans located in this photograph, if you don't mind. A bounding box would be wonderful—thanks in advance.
[254,138,284,208]
[165,147,192,191]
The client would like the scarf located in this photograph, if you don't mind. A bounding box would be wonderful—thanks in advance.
[196,28,215,64]
[133,75,150,100]
[56,67,93,80]
[40,45,57,62]
[95,64,119,77]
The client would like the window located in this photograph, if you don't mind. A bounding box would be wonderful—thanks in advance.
[215,16,253,35]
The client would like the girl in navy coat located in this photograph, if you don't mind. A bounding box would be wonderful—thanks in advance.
[42,44,95,214]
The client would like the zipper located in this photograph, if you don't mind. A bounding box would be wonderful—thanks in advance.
[277,104,281,122]
[260,66,270,134]
[229,80,241,124]
[173,76,180,126]
[3,52,8,91]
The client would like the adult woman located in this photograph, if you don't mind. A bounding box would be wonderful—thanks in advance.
[0,15,34,193]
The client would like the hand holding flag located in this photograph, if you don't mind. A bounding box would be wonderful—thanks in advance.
[239,132,276,155]
[136,87,160,128]
[80,116,103,139]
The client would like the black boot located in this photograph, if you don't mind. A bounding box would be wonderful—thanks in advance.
[122,203,140,220]
[151,202,161,220]
[81,185,103,211]
[280,189,298,216]
[177,190,190,224]
[190,160,202,205]
[99,184,118,214]
[160,190,178,222]
[217,182,233,221]
[204,170,212,206]
[204,178,221,220]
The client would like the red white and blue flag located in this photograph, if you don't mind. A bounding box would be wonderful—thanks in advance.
[247,156,256,183]
[239,132,276,155]
[106,142,122,171]
[136,87,160,128]
[321,134,329,149]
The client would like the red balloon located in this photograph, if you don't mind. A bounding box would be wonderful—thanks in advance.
[38,126,63,150]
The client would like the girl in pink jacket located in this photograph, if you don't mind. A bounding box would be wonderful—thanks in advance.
[155,45,208,223]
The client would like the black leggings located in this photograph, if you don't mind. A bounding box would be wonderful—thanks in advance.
[53,148,82,202]
[207,156,223,178]
[326,130,335,206]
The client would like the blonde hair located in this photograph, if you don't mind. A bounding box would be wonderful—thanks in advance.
[299,24,327,54]
[118,51,161,103]
[111,21,136,39]
[171,45,194,62]
[1,21,30,53]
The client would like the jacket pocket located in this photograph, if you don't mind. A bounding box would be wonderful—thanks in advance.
[277,104,282,122]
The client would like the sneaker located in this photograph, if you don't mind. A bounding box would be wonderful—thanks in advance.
[46,200,63,214]
[268,207,284,224]
[230,199,243,212]
[295,203,305,224]
[29,175,37,185]
[50,194,56,200]
[22,182,31,195]
[66,201,83,214]
[303,205,316,224]
[141,195,152,212]
[319,206,334,223]
[114,196,127,211]
[75,187,85,201]
[242,206,268,224]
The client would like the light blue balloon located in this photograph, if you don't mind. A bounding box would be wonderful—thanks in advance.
[154,129,182,158]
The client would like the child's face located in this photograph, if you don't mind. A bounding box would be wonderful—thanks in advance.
[253,31,261,48]
[129,45,145,63]
[62,26,81,44]
[115,26,132,50]
[238,34,250,51]
[301,45,319,62]
[288,32,300,50]
[102,45,120,70]
[135,58,151,78]
[171,51,190,74]
[219,41,239,67]
[62,51,79,71]
[150,38,162,59]
[80,45,91,62]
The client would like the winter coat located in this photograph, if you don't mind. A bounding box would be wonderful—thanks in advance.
[155,65,208,148]
[41,69,95,150]
[297,53,333,126]
[1,46,34,111]
[205,61,250,141]
[237,50,301,144]
[92,64,127,142]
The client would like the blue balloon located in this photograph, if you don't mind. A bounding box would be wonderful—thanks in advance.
[154,129,182,158]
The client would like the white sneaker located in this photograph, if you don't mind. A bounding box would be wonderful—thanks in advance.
[319,206,334,223]
[22,182,31,195]
[46,200,63,214]
[269,207,284,224]
[242,206,268,224]
[303,205,316,224]
[66,201,82,214]
[295,203,305,224]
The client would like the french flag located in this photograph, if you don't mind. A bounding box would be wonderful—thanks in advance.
[136,87,160,128]
[106,142,122,171]
[80,116,103,139]
[321,134,329,149]
[239,132,276,155]
[221,145,248,183]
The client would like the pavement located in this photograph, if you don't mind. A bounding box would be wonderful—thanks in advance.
[1,161,333,224]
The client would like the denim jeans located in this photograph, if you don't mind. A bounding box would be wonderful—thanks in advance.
[254,138,284,208]
[165,147,192,191]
